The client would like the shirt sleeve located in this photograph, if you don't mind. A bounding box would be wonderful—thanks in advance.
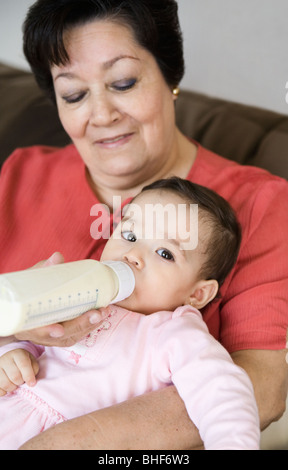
[153,306,260,450]
[220,178,288,352]
[0,341,44,359]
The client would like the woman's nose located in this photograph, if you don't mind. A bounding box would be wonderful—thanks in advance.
[89,93,121,127]
[123,249,144,270]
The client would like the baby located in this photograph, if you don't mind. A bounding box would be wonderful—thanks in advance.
[0,177,260,450]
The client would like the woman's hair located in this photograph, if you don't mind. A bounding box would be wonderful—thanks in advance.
[23,0,185,101]
[141,177,242,288]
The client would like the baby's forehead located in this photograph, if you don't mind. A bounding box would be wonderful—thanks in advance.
[126,190,192,220]
[133,188,188,206]
[124,189,209,252]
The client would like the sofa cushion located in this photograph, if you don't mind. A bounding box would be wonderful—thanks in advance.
[176,90,288,179]
[0,63,70,166]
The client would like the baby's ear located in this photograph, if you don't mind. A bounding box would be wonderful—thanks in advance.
[186,280,219,310]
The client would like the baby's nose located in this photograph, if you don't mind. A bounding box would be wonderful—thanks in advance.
[123,250,144,269]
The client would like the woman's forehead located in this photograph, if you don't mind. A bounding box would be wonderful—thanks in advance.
[62,19,141,56]
[51,19,149,76]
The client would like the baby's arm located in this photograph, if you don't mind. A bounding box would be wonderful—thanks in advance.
[0,342,44,397]
[155,307,260,450]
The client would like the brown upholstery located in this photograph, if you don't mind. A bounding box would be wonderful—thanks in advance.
[1,62,288,179]
[176,90,288,178]
[0,63,70,164]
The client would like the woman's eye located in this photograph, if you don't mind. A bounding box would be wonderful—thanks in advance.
[112,78,137,92]
[62,92,86,104]
[156,248,175,261]
[122,231,137,242]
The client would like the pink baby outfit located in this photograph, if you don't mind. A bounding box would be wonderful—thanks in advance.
[0,305,260,450]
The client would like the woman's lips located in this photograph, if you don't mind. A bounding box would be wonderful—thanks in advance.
[94,133,134,148]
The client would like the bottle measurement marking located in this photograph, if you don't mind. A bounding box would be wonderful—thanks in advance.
[26,289,99,320]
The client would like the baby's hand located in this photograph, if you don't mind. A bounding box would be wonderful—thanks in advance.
[0,349,39,397]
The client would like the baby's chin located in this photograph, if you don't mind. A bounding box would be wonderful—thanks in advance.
[114,297,140,313]
[114,297,177,315]
[114,297,153,315]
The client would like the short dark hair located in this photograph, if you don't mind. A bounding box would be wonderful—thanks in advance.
[141,177,242,288]
[23,0,185,101]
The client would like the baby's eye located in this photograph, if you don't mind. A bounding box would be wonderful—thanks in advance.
[156,248,175,261]
[122,231,137,242]
[111,78,137,92]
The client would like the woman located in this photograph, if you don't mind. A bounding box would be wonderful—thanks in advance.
[0,0,287,449]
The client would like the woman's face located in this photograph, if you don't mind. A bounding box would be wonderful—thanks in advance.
[51,20,178,192]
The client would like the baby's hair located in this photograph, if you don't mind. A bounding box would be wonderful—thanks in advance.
[141,177,242,288]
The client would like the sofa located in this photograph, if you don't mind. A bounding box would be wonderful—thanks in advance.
[0,62,287,450]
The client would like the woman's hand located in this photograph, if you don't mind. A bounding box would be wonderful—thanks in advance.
[14,253,101,347]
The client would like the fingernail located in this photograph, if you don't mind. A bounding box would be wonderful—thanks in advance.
[28,380,36,387]
[89,313,101,325]
[50,330,64,338]
[46,252,59,265]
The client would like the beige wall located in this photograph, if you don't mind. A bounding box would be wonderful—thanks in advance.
[178,0,288,114]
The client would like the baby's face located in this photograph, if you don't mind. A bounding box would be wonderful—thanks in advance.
[101,189,206,314]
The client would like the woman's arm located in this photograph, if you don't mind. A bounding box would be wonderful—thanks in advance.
[19,348,287,450]
[19,385,203,450]
[232,349,288,430]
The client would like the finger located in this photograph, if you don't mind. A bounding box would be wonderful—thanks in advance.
[51,310,103,347]
[15,323,65,345]
[42,252,65,268]
[14,353,37,387]
[31,355,40,378]
[16,309,101,347]
[32,310,102,348]
[0,368,18,393]
[31,252,65,269]
[2,360,25,387]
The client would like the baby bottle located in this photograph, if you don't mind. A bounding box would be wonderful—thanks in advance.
[0,260,135,336]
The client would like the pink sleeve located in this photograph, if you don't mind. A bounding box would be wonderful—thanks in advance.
[154,306,260,450]
[0,341,44,359]
[220,178,288,352]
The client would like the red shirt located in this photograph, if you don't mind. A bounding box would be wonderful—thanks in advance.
[1,143,287,352]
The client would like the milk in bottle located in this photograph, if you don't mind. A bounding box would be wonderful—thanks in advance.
[0,260,135,336]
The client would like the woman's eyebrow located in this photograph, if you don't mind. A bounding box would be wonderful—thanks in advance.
[54,72,77,81]
[103,55,140,70]
[54,55,140,81]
